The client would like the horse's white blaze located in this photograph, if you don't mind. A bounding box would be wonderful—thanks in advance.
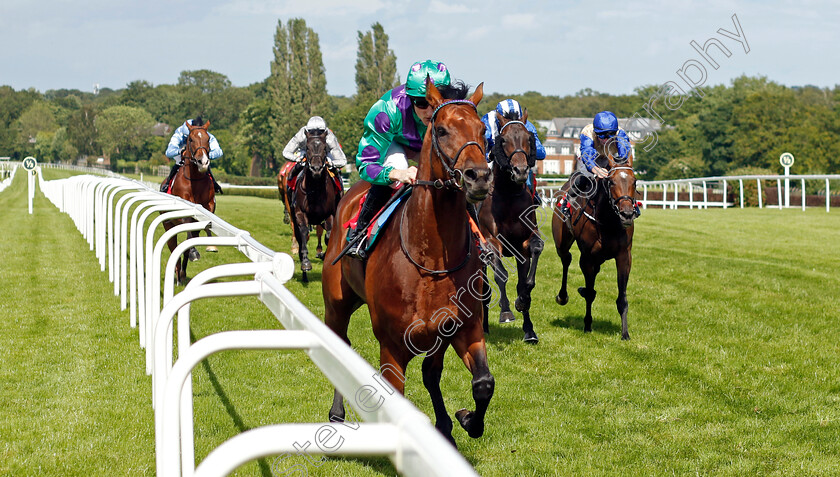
[619,171,628,179]
[198,132,203,139]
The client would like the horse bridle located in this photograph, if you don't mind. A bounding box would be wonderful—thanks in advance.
[182,130,211,182]
[305,136,327,173]
[601,166,637,216]
[497,120,530,167]
[416,99,485,190]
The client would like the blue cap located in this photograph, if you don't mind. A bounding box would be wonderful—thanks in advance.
[593,111,618,134]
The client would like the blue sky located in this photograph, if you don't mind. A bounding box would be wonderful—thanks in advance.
[1,0,836,97]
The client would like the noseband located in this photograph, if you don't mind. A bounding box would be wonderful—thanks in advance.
[602,166,636,216]
[420,99,485,190]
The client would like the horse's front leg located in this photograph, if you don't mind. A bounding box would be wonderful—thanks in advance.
[554,221,574,306]
[578,255,600,333]
[422,347,456,446]
[492,255,514,323]
[315,225,325,260]
[515,236,544,343]
[452,328,494,439]
[294,213,312,282]
[615,249,632,340]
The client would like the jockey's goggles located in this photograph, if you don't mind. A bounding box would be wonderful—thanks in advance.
[410,96,431,109]
[596,131,617,139]
[307,128,326,135]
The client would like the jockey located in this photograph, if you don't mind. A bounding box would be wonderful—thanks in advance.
[345,59,452,260]
[481,99,546,203]
[558,110,639,219]
[160,116,223,193]
[282,116,347,183]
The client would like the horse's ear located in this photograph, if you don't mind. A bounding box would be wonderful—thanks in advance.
[469,82,484,107]
[521,108,528,124]
[203,119,210,130]
[426,76,444,109]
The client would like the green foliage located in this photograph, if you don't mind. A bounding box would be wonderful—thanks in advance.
[355,22,399,105]
[94,105,155,159]
[268,18,330,175]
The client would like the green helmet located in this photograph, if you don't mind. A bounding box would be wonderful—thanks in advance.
[405,60,451,97]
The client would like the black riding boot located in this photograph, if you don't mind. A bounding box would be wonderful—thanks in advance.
[160,163,181,192]
[346,184,391,260]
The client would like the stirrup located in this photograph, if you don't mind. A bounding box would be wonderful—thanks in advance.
[346,237,367,260]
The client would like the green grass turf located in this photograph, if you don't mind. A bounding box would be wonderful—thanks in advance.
[1,170,839,476]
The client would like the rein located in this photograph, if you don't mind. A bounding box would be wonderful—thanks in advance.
[398,194,472,275]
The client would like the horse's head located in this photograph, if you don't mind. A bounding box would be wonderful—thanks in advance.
[604,154,637,228]
[186,119,211,173]
[304,130,328,179]
[425,80,491,203]
[490,111,534,185]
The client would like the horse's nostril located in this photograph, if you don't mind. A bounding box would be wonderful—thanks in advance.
[464,169,478,181]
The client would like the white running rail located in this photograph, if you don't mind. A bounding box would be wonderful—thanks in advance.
[33,168,478,477]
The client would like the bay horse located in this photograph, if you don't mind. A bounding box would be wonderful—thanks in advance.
[477,113,543,343]
[162,119,215,286]
[551,152,637,340]
[322,81,494,445]
[286,130,341,282]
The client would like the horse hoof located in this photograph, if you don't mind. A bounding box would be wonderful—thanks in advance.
[455,409,484,438]
[621,333,630,341]
[523,331,539,344]
[556,292,568,306]
[205,246,218,253]
[499,311,515,324]
[283,212,290,224]
[316,252,325,260]
[188,248,200,262]
[301,260,312,272]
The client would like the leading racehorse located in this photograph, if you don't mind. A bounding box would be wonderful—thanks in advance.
[552,151,637,340]
[322,81,494,445]
[477,113,543,343]
[162,119,215,285]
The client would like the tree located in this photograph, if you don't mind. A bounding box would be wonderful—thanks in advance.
[67,105,100,156]
[355,22,399,104]
[267,18,330,173]
[17,101,58,144]
[94,105,155,160]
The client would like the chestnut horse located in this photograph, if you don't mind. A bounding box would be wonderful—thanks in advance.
[477,114,543,343]
[551,152,637,340]
[163,119,215,285]
[282,131,341,282]
[322,82,494,445]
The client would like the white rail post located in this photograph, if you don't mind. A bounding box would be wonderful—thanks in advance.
[757,179,763,208]
[689,182,694,209]
[776,179,783,209]
[662,184,667,209]
[801,178,806,211]
[739,179,744,208]
[702,181,708,209]
[642,183,647,209]
[827,178,831,213]
[722,180,728,209]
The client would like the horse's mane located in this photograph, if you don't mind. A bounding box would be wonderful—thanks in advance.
[438,80,470,100]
